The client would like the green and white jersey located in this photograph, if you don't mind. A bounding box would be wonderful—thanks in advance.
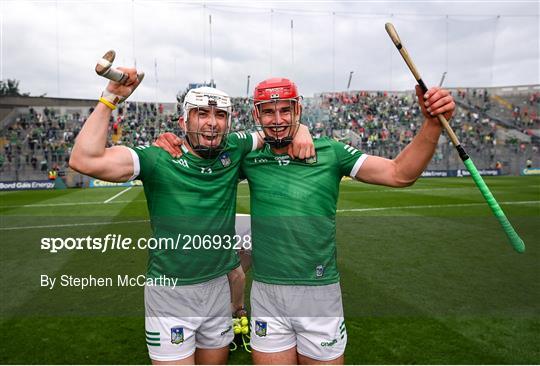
[129,131,257,285]
[241,137,366,285]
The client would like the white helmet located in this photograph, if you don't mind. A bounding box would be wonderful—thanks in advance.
[182,86,232,120]
[180,86,233,159]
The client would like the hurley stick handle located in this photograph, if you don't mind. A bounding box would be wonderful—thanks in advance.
[385,22,525,253]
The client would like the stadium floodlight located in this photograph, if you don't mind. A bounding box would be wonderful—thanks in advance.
[95,50,144,84]
[385,23,525,253]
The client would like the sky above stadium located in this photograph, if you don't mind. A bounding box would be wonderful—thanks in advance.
[1,0,539,102]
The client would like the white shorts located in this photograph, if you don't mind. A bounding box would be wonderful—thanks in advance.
[250,281,347,361]
[144,275,233,362]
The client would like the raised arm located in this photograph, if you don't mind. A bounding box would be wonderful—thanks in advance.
[69,67,142,182]
[356,86,455,187]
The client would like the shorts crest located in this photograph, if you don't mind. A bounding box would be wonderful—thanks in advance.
[255,320,267,337]
[171,326,184,344]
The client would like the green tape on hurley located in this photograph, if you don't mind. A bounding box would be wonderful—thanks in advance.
[463,158,525,253]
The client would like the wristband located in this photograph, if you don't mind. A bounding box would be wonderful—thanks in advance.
[99,97,117,110]
[101,88,127,105]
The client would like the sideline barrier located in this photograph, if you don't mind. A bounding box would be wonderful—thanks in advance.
[88,179,143,188]
[421,169,501,178]
[0,180,55,191]
[521,168,540,176]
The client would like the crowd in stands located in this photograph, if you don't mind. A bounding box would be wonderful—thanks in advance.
[453,88,539,129]
[1,88,538,180]
[319,91,421,159]
[0,107,78,177]
[509,92,538,128]
[112,102,175,147]
[318,88,538,167]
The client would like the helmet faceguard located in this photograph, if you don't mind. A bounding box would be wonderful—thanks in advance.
[252,78,302,149]
[181,87,232,159]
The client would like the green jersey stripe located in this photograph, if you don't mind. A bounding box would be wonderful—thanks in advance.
[350,154,368,177]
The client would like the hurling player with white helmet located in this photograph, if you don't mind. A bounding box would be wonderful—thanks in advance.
[69,65,314,364]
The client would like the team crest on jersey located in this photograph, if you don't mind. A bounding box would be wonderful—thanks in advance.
[219,152,231,167]
[255,320,267,337]
[171,326,184,344]
[302,153,318,165]
[316,265,325,278]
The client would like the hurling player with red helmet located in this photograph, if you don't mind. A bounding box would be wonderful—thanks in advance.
[242,77,454,365]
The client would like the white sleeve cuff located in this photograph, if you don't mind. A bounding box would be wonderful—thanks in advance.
[127,147,140,181]
[350,154,369,178]
[250,132,259,152]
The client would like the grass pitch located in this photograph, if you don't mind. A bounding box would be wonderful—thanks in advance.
[0,176,539,364]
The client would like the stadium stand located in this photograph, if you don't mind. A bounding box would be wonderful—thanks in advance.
[1,85,538,186]
[316,85,539,174]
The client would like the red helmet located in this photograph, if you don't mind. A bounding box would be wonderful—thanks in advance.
[252,78,302,149]
[253,78,300,103]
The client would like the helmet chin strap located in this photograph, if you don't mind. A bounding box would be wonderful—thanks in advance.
[264,135,293,149]
[258,99,300,150]
[185,135,222,159]
[184,107,229,160]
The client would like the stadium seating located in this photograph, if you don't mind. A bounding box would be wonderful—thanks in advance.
[1,86,538,183]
